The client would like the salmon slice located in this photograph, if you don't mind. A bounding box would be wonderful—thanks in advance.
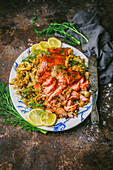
[67,100,73,106]
[79,77,85,85]
[44,81,56,94]
[70,82,80,91]
[68,113,74,118]
[53,107,67,118]
[80,80,89,91]
[42,76,54,87]
[64,104,78,112]
[67,70,81,84]
[80,94,89,101]
[48,85,66,102]
[69,91,80,100]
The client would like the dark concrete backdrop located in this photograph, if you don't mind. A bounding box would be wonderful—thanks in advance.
[0,0,113,169]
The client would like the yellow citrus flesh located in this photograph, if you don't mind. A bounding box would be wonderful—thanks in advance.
[26,108,44,127]
[38,41,50,51]
[48,37,62,48]
[40,112,57,127]
[30,44,39,53]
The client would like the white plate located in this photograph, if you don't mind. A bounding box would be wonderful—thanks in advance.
[9,43,92,131]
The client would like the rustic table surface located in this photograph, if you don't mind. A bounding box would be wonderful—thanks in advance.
[0,0,113,169]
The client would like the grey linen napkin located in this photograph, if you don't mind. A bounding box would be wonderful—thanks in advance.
[58,10,113,85]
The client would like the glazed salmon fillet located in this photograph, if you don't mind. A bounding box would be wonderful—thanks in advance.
[36,48,70,83]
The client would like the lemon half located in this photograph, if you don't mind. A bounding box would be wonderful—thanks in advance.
[48,37,62,48]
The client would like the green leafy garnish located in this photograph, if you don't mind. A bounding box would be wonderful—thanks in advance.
[69,60,88,71]
[21,49,50,63]
[33,19,88,46]
[39,50,51,55]
[59,49,64,54]
[64,39,79,47]
[27,102,45,109]
[49,22,88,43]
[32,16,38,25]
[21,53,37,63]
[0,81,47,134]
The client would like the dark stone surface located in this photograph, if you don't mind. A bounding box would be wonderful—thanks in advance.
[0,0,113,169]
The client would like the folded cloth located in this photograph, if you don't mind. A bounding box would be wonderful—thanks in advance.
[60,10,113,84]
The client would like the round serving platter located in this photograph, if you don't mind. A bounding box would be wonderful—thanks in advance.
[9,43,92,131]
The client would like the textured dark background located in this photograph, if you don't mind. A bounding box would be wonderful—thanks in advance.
[0,0,113,169]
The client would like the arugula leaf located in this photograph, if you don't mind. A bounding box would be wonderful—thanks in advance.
[32,16,38,25]
[34,27,39,34]
[49,22,88,43]
[33,21,88,46]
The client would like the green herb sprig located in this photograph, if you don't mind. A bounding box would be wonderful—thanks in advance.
[21,53,37,63]
[33,19,88,46]
[21,49,50,63]
[70,60,88,71]
[0,81,47,134]
[49,22,88,43]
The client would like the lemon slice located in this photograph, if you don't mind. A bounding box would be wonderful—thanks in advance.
[40,112,57,127]
[26,108,44,127]
[48,37,62,48]
[38,41,50,51]
[30,44,39,53]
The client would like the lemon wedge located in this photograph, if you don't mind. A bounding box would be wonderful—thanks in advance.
[26,108,44,127]
[38,41,50,51]
[48,37,62,48]
[40,112,57,127]
[30,44,39,53]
